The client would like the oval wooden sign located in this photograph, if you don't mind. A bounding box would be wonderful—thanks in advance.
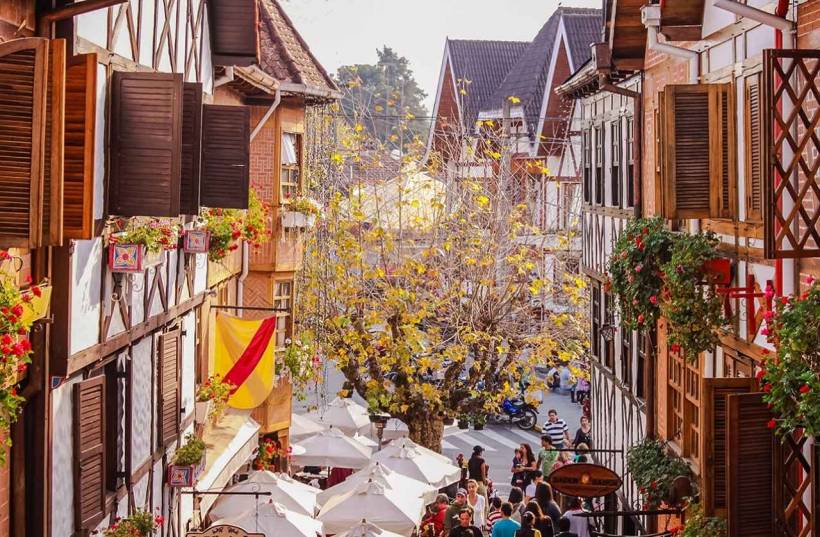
[187,525,264,537]
[547,463,622,498]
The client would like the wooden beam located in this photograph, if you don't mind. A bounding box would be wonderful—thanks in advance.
[660,25,703,42]
[38,0,128,35]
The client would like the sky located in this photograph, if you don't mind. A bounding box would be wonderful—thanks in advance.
[283,0,601,110]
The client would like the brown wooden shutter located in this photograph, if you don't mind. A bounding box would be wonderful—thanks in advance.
[109,71,182,217]
[208,0,259,67]
[700,377,753,517]
[661,84,735,220]
[63,53,97,239]
[726,392,775,537]
[744,74,763,222]
[0,38,49,248]
[159,328,181,446]
[180,82,203,215]
[200,104,250,209]
[73,375,106,529]
[42,38,66,246]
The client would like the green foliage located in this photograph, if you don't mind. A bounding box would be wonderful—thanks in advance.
[762,279,820,435]
[608,217,674,330]
[335,46,429,147]
[109,217,181,254]
[283,331,323,399]
[660,232,726,361]
[195,375,234,422]
[103,509,163,536]
[286,196,323,217]
[201,189,271,261]
[172,433,205,466]
[678,502,726,537]
[626,438,692,510]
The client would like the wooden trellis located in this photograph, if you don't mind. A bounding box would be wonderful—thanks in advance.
[762,49,820,259]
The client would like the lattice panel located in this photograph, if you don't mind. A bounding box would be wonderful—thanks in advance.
[763,49,820,259]
[774,432,814,537]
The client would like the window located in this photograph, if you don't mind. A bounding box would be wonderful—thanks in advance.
[594,125,604,205]
[621,328,632,388]
[626,117,635,208]
[273,280,294,350]
[610,120,622,207]
[636,331,650,400]
[582,129,592,203]
[591,282,601,360]
[281,133,301,201]
[722,345,757,378]
[603,292,615,370]
[667,345,701,463]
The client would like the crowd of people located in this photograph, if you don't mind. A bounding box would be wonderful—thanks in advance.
[421,410,595,537]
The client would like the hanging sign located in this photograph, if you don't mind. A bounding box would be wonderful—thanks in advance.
[187,525,264,537]
[547,463,622,498]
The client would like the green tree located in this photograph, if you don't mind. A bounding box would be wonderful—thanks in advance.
[335,47,429,147]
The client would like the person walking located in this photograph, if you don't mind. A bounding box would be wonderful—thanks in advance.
[543,410,571,450]
[490,503,521,537]
[422,494,451,536]
[537,436,557,477]
[468,445,489,496]
[572,416,592,449]
[534,483,562,529]
[486,497,504,530]
[467,479,488,529]
[515,512,543,537]
[563,498,590,537]
[445,489,474,533]
[518,443,537,488]
[524,501,554,537]
[507,487,525,522]
[524,471,543,502]
[449,508,484,537]
[511,448,527,489]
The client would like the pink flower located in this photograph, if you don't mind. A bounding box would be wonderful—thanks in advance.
[763,383,772,393]
[755,369,766,380]
[765,286,775,299]
[767,419,777,430]
[800,384,811,394]
[761,328,770,336]
[637,314,645,324]
[670,343,681,353]
[635,264,642,273]
[805,275,814,285]
[649,295,658,305]
[31,286,41,297]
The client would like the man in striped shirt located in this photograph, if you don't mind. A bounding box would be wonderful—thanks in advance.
[543,409,571,449]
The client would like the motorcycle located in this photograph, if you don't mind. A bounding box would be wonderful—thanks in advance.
[489,397,539,430]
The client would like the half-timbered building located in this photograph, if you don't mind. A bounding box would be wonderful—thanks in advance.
[0,0,335,535]
[559,0,820,534]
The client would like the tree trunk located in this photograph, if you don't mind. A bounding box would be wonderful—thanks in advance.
[406,415,445,452]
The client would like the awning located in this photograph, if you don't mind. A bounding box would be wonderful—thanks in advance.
[197,409,261,515]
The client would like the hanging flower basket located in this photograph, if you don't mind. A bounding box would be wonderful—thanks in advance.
[282,210,317,230]
[108,240,163,273]
[183,229,211,254]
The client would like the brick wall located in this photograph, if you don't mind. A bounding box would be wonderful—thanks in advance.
[798,0,820,49]
[249,104,278,268]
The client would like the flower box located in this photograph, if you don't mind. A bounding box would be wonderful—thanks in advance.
[108,243,163,273]
[183,229,210,254]
[281,211,316,230]
[167,453,205,487]
[194,400,212,423]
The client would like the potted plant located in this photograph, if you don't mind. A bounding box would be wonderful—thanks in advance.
[254,437,284,471]
[608,217,675,330]
[281,196,322,230]
[760,278,820,435]
[674,502,727,537]
[167,433,206,487]
[107,218,180,273]
[457,415,470,430]
[471,413,486,431]
[195,375,234,424]
[626,438,692,510]
[660,232,727,362]
[103,509,164,536]
[201,190,271,261]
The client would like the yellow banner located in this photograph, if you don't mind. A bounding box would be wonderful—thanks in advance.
[214,313,277,409]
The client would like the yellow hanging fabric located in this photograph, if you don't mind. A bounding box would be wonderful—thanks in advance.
[214,312,277,409]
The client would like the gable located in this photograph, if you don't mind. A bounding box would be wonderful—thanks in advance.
[431,62,462,160]
[538,40,574,157]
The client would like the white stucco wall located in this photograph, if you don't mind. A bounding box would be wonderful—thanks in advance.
[51,377,81,537]
[70,238,103,354]
[131,337,154,469]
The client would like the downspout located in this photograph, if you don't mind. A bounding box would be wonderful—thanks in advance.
[238,89,282,311]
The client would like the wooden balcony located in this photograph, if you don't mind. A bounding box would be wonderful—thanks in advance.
[208,245,243,287]
[249,209,304,273]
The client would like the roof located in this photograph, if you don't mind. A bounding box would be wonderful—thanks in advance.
[486,7,602,133]
[257,0,339,97]
[446,39,529,126]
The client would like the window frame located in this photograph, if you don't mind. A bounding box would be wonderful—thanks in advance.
[280,132,302,202]
[610,119,622,208]
[594,125,604,206]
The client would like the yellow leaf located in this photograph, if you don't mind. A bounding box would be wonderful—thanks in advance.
[508,96,521,104]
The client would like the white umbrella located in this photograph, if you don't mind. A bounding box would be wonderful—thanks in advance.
[208,471,319,520]
[353,432,379,449]
[309,397,370,435]
[214,501,323,537]
[385,437,453,465]
[316,461,438,508]
[334,520,406,537]
[373,442,461,488]
[291,413,326,441]
[291,427,373,469]
[318,480,424,536]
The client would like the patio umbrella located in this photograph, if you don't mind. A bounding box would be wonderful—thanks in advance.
[352,432,379,449]
[213,501,323,537]
[372,442,461,488]
[309,397,370,435]
[384,437,453,465]
[318,480,424,536]
[334,520,405,537]
[291,427,373,469]
[208,471,319,520]
[291,413,326,441]
[316,461,438,508]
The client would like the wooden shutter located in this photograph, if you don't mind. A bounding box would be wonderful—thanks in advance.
[726,392,775,537]
[661,83,735,220]
[700,377,753,517]
[180,82,203,215]
[0,38,49,248]
[109,71,182,217]
[744,74,763,222]
[63,53,97,239]
[158,329,181,446]
[200,104,250,209]
[208,0,259,67]
[42,38,66,246]
[73,375,106,529]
